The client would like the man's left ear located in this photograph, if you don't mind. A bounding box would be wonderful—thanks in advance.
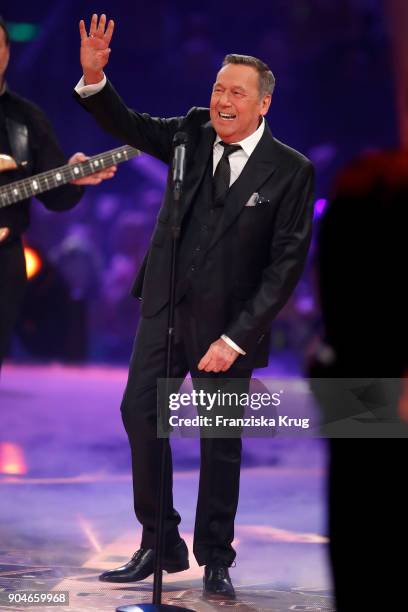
[261,95,272,116]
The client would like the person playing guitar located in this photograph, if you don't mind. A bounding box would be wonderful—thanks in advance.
[0,15,116,368]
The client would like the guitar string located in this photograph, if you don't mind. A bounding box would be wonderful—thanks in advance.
[0,145,139,207]
[0,145,134,204]
[1,145,135,197]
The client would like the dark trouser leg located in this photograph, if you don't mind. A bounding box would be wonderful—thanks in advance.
[120,306,189,550]
[0,239,27,370]
[189,369,252,567]
[193,435,243,566]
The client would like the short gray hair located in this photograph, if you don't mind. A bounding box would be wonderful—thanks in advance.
[222,54,275,98]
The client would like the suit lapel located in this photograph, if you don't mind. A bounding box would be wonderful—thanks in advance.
[180,120,215,222]
[206,123,278,253]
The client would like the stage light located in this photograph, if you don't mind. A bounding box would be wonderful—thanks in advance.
[6,22,40,43]
[0,443,27,475]
[77,515,102,552]
[314,198,327,218]
[24,246,42,279]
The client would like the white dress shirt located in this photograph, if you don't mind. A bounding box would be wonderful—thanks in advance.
[75,75,266,356]
[212,119,265,184]
[213,122,265,355]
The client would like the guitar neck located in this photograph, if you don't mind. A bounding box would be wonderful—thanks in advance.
[0,145,141,210]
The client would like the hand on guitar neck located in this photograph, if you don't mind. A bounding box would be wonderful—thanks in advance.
[0,150,117,243]
[68,151,116,185]
[0,145,140,244]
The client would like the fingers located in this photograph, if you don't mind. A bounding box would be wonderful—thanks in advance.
[0,227,10,243]
[81,177,102,185]
[81,14,114,47]
[71,174,112,186]
[86,168,116,182]
[96,168,117,179]
[198,350,229,372]
[104,19,115,45]
[198,351,211,371]
[68,152,86,164]
[97,14,106,36]
[79,20,87,41]
[203,360,226,373]
[69,154,117,175]
[199,348,216,372]
[89,13,98,37]
[69,162,117,185]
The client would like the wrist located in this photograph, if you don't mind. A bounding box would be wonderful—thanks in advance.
[83,70,104,85]
[220,334,246,356]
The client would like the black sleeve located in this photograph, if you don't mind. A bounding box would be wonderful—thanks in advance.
[28,104,84,212]
[74,80,185,164]
[224,162,315,352]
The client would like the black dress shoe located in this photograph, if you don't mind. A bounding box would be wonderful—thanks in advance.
[99,539,189,582]
[203,564,235,599]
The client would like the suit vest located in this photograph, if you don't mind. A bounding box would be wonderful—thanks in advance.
[175,153,224,303]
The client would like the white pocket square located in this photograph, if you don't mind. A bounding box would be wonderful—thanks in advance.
[244,193,270,207]
[244,193,259,207]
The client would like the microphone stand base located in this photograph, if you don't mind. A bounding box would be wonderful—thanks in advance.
[116,605,194,612]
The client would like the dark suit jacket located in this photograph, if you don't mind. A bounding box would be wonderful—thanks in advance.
[76,81,314,368]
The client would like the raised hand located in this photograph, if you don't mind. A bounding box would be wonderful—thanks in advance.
[79,14,114,85]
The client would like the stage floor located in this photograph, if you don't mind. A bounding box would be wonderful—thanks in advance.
[0,364,334,611]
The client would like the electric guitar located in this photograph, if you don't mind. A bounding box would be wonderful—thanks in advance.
[0,144,141,243]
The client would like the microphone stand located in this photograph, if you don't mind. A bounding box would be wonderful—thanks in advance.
[117,136,193,612]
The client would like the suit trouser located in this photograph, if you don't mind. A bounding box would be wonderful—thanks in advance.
[0,238,26,370]
[120,297,252,566]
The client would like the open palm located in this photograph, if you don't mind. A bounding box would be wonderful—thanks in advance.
[79,14,114,82]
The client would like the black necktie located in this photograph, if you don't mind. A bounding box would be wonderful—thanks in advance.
[213,141,241,205]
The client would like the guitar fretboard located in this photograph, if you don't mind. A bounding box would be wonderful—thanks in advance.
[0,145,140,209]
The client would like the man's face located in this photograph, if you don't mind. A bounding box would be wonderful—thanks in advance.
[0,27,10,83]
[210,63,271,143]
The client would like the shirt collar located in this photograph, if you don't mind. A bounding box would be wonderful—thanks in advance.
[214,117,265,157]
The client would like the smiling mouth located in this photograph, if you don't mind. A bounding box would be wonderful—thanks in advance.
[218,112,236,120]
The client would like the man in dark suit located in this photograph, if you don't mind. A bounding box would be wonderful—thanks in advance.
[75,14,314,598]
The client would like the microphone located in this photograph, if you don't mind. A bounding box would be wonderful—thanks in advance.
[172,132,188,200]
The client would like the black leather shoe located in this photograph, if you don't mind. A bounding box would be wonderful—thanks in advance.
[99,539,189,582]
[203,564,235,599]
